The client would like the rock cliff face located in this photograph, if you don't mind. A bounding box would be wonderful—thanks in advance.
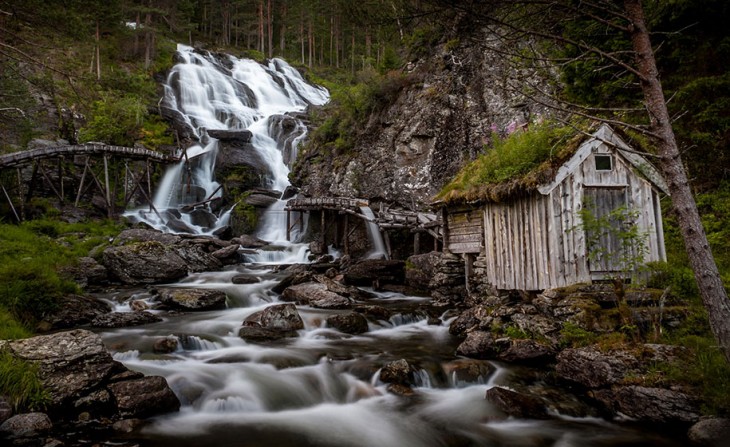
[293,22,551,207]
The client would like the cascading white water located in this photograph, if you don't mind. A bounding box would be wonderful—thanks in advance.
[125,44,328,242]
[359,206,389,260]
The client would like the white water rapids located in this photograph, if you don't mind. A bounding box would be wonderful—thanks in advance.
[100,46,681,447]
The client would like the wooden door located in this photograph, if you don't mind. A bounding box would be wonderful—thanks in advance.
[583,187,629,274]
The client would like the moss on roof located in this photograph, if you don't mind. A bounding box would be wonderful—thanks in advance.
[435,120,592,205]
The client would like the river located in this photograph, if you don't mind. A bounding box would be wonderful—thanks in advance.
[96,45,682,447]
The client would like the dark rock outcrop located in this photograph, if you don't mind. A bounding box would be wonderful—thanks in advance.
[102,241,188,284]
[688,418,730,447]
[326,312,369,334]
[379,359,416,386]
[0,412,52,440]
[38,294,111,331]
[0,330,179,421]
[485,387,549,420]
[239,303,304,342]
[281,282,352,309]
[91,311,163,328]
[455,331,507,359]
[556,347,639,389]
[157,288,228,311]
[405,251,441,293]
[592,386,700,424]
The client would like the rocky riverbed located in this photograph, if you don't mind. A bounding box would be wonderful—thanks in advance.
[1,228,729,446]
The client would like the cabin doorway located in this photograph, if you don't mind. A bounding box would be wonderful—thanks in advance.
[583,186,630,276]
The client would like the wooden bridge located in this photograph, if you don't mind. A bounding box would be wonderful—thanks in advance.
[285,196,442,257]
[0,144,178,221]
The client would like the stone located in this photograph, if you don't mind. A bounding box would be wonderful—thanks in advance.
[0,397,12,425]
[485,387,549,420]
[280,282,352,309]
[91,311,163,328]
[455,331,506,359]
[379,359,415,386]
[108,376,181,419]
[112,418,144,433]
[153,337,179,354]
[405,251,442,293]
[326,312,369,334]
[238,326,299,342]
[592,386,701,424]
[112,228,181,246]
[232,234,269,248]
[687,418,730,447]
[343,259,406,287]
[0,412,52,439]
[556,347,639,389]
[37,294,111,331]
[231,274,260,285]
[497,339,557,364]
[442,359,496,386]
[186,208,218,228]
[449,305,494,337]
[211,244,240,262]
[157,288,228,311]
[102,242,188,284]
[130,299,149,311]
[243,303,304,334]
[2,330,121,409]
[173,242,223,272]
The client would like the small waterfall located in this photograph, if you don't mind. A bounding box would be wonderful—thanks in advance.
[125,44,329,239]
[359,206,389,260]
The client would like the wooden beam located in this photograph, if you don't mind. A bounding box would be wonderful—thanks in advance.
[75,157,89,208]
[2,184,20,222]
[103,154,111,217]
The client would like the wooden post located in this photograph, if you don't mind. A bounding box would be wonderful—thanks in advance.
[2,185,20,222]
[286,210,291,241]
[414,231,420,256]
[75,157,89,208]
[321,210,327,247]
[146,159,153,211]
[343,214,350,255]
[16,168,24,220]
[299,211,304,233]
[103,154,111,217]
[383,230,392,259]
[58,156,64,202]
[441,207,451,254]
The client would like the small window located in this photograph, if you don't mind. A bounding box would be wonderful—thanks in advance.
[595,154,613,171]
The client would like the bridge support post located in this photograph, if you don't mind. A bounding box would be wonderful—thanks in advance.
[414,232,420,256]
[343,214,349,255]
[286,210,291,241]
[103,155,111,217]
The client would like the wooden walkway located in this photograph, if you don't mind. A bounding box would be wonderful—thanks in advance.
[284,196,443,256]
[0,144,178,221]
[0,144,175,169]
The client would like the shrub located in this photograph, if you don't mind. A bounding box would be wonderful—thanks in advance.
[78,93,147,146]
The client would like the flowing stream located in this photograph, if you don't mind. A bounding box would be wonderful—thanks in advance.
[100,47,683,447]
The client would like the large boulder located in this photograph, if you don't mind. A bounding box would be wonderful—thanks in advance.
[0,330,179,421]
[157,288,228,311]
[455,331,507,359]
[102,241,188,284]
[405,251,442,293]
[592,386,701,424]
[379,359,416,386]
[281,282,352,309]
[173,242,223,272]
[688,418,730,447]
[485,387,549,420]
[497,339,557,364]
[555,347,639,389]
[0,412,52,440]
[239,304,304,342]
[108,376,181,419]
[37,294,111,331]
[326,312,369,334]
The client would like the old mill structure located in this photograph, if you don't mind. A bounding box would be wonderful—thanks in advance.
[438,124,669,291]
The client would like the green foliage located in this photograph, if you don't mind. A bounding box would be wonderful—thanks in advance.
[503,325,529,339]
[0,309,32,340]
[0,350,49,412]
[0,219,122,325]
[139,115,174,150]
[78,93,148,146]
[559,322,596,348]
[231,198,258,235]
[437,121,575,201]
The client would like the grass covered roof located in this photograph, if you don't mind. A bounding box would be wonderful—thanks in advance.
[435,121,592,205]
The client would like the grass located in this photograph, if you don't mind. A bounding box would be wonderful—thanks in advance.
[0,219,123,327]
[0,349,49,412]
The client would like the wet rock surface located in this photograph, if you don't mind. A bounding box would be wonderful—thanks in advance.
[486,387,549,420]
[156,287,228,311]
[0,330,179,423]
[91,311,163,328]
[326,312,369,334]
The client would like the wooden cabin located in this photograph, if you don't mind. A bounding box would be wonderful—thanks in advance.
[440,124,669,291]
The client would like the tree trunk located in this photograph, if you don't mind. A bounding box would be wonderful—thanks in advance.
[279,1,287,54]
[624,0,730,363]
[95,20,101,80]
[267,0,273,58]
[258,1,265,53]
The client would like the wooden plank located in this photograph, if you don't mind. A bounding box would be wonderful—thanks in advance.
[449,242,482,254]
[448,233,484,243]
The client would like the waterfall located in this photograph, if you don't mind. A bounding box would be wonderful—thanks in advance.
[359,206,389,260]
[125,44,329,238]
